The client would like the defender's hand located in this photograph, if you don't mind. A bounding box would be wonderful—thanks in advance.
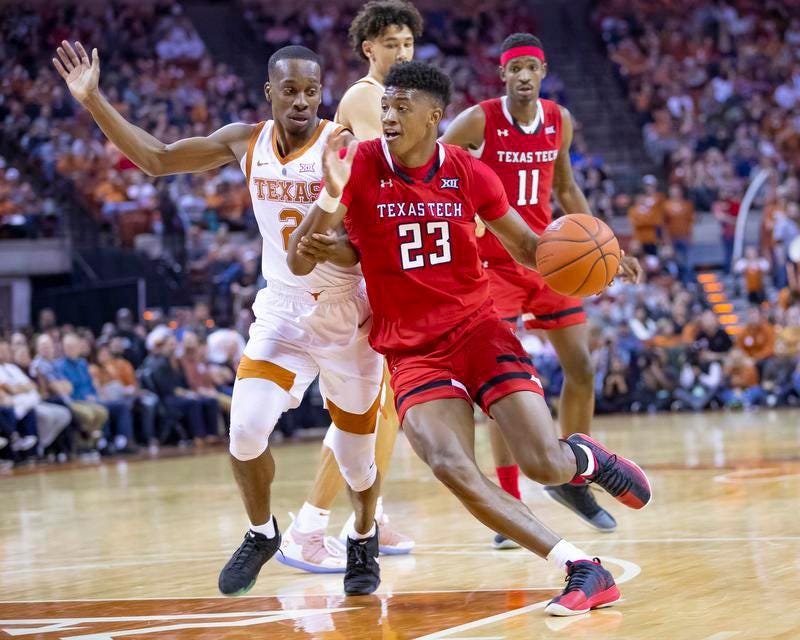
[322,137,358,198]
[53,41,100,105]
[618,252,643,284]
[299,230,349,263]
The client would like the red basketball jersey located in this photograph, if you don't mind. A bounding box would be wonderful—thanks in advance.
[341,138,510,354]
[477,97,563,261]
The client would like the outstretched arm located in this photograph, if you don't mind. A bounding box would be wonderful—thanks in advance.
[53,41,251,176]
[287,137,358,275]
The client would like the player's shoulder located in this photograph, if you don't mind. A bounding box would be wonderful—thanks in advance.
[540,98,569,122]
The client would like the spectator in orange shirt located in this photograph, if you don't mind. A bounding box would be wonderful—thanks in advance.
[662,184,695,284]
[721,349,763,408]
[627,192,663,256]
[736,307,775,364]
[734,246,770,304]
[179,331,231,417]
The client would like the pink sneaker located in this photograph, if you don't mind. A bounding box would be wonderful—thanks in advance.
[376,513,415,555]
[276,518,346,574]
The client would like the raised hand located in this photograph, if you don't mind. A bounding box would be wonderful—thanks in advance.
[322,136,358,198]
[52,41,100,105]
[618,252,644,284]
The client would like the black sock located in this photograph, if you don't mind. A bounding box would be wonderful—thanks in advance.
[563,439,589,477]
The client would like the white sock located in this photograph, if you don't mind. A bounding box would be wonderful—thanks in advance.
[546,539,592,572]
[295,502,331,533]
[250,516,276,539]
[577,444,596,477]
[349,522,377,540]
[375,496,384,520]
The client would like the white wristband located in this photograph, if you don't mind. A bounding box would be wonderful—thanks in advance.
[317,187,341,213]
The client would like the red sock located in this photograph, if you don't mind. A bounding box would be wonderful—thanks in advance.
[496,465,521,500]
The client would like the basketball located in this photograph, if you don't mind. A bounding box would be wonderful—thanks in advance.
[535,214,621,297]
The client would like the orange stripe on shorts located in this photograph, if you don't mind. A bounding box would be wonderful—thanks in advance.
[236,355,295,391]
[328,392,381,435]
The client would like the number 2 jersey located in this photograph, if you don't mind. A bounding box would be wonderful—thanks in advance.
[474,97,563,263]
[341,139,510,355]
[241,118,362,290]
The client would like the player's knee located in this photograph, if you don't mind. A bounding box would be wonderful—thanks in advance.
[229,402,277,462]
[428,451,478,493]
[564,350,594,387]
[324,425,377,492]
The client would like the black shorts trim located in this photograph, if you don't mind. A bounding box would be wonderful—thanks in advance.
[474,371,534,407]
[396,378,455,409]
[496,354,534,366]
[529,306,584,323]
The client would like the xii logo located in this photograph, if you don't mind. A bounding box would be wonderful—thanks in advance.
[440,177,460,190]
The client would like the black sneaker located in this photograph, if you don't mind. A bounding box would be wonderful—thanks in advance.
[218,518,281,596]
[344,524,380,595]
[544,484,617,532]
[491,533,521,549]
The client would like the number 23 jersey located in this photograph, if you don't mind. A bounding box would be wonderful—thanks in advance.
[241,119,362,290]
[342,139,510,354]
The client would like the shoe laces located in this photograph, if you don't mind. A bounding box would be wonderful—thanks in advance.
[563,558,602,593]
[348,540,372,570]
[591,455,633,497]
[566,485,602,516]
[230,532,262,571]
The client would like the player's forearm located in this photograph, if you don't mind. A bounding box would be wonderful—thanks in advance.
[81,91,169,176]
[555,183,592,216]
[287,203,343,275]
[508,230,540,271]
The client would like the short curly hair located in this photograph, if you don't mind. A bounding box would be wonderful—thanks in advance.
[501,33,544,53]
[349,0,424,61]
[384,61,451,108]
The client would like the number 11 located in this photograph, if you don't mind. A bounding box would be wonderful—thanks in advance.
[517,169,540,206]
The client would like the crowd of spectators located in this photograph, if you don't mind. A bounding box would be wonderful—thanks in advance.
[0,155,59,238]
[596,0,799,204]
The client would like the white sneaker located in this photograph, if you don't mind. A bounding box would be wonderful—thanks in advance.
[0,436,8,450]
[11,435,37,452]
[276,515,346,574]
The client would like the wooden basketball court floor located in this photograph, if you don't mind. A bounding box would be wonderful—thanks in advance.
[2,409,799,639]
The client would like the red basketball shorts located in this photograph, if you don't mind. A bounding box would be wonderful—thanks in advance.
[485,259,586,331]
[386,306,544,425]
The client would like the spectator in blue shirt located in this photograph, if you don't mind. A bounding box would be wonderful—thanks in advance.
[58,333,136,453]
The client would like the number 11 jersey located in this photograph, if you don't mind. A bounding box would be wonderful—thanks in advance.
[341,139,510,354]
[241,119,363,290]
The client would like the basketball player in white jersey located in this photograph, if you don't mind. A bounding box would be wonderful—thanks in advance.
[53,42,383,596]
[279,0,421,573]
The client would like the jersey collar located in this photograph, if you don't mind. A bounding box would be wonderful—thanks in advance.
[380,138,446,184]
[501,96,544,135]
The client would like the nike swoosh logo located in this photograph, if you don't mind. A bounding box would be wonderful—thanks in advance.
[256,160,269,166]
[358,315,372,329]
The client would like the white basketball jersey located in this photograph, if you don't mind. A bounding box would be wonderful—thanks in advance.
[240,119,362,290]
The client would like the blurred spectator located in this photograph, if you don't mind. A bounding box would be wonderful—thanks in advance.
[180,331,232,416]
[57,333,135,453]
[661,184,695,284]
[734,246,770,305]
[736,307,775,364]
[0,338,71,454]
[627,192,663,256]
[115,308,148,368]
[712,188,740,273]
[142,327,218,442]
[721,349,763,409]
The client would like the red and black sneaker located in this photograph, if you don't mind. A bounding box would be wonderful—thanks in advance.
[567,433,652,509]
[545,558,620,616]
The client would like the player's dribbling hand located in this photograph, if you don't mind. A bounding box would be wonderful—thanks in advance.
[52,41,100,105]
[322,137,358,198]
[618,252,644,284]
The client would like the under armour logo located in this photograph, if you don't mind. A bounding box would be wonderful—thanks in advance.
[440,177,460,189]
[299,162,315,173]
[545,125,556,134]
[497,129,509,137]
[380,178,393,188]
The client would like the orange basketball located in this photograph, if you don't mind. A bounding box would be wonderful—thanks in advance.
[535,214,620,297]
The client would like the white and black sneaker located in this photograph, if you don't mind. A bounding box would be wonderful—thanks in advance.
[544,484,617,532]
[218,517,281,596]
[344,524,380,596]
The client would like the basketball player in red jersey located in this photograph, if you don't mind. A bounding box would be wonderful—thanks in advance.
[442,34,642,543]
[288,61,652,616]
